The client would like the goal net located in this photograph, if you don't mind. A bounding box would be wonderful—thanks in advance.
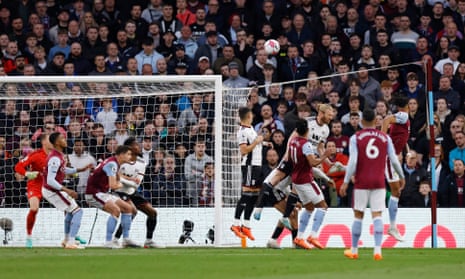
[0,75,252,247]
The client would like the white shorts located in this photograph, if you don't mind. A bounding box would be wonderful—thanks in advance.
[385,158,400,183]
[42,188,79,213]
[293,181,324,206]
[275,175,291,195]
[353,189,386,212]
[85,192,120,209]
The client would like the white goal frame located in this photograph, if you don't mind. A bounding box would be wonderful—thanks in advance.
[0,75,227,246]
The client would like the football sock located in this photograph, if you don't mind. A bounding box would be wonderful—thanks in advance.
[121,213,132,239]
[297,209,312,238]
[291,229,298,240]
[271,225,284,239]
[26,209,38,236]
[351,218,362,254]
[146,215,157,240]
[255,182,273,208]
[243,194,258,222]
[283,193,299,218]
[69,209,83,239]
[234,195,247,220]
[310,208,326,237]
[106,216,118,242]
[373,216,383,254]
[388,196,399,228]
[114,224,123,239]
[64,212,73,241]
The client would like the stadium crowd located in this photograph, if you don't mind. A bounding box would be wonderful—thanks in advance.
[0,0,465,208]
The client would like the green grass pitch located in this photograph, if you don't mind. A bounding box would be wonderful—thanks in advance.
[0,248,464,279]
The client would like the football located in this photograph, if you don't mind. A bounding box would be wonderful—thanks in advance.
[264,39,280,56]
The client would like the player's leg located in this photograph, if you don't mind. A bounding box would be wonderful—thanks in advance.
[115,198,140,248]
[25,191,40,248]
[291,183,314,250]
[102,199,123,248]
[370,189,386,260]
[113,195,137,242]
[135,195,164,248]
[231,166,254,239]
[344,189,367,259]
[385,159,404,241]
[305,181,328,249]
[42,188,84,249]
[254,161,290,218]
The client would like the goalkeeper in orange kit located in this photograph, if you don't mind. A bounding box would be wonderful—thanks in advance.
[14,134,52,248]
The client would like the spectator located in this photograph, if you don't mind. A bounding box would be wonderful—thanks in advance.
[449,131,465,170]
[66,118,89,152]
[327,120,350,154]
[177,94,204,133]
[356,63,382,109]
[87,123,106,160]
[427,144,450,187]
[322,140,349,207]
[44,51,65,74]
[158,3,183,36]
[199,162,214,207]
[176,25,198,60]
[141,0,163,24]
[167,43,194,74]
[68,42,93,74]
[184,138,213,206]
[260,148,279,181]
[152,153,185,207]
[341,96,363,125]
[223,61,249,88]
[433,75,461,113]
[135,37,164,74]
[279,44,311,88]
[399,151,428,207]
[82,26,106,62]
[68,139,97,199]
[439,159,465,207]
[254,104,284,135]
[342,112,362,137]
[412,181,432,208]
[435,45,461,74]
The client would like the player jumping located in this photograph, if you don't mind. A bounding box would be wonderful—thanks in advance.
[255,104,334,219]
[288,119,332,250]
[381,95,410,241]
[113,137,163,248]
[231,107,268,241]
[341,109,405,260]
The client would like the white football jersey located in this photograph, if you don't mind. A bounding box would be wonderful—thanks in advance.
[306,116,330,153]
[237,125,262,166]
[118,156,147,195]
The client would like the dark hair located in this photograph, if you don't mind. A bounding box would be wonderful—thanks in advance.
[295,118,308,136]
[123,137,137,146]
[238,107,251,121]
[115,145,131,155]
[392,94,409,108]
[49,132,62,145]
[362,109,376,122]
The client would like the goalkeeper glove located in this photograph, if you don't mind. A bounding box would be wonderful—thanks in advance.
[25,171,39,180]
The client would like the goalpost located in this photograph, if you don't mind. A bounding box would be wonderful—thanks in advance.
[0,74,251,247]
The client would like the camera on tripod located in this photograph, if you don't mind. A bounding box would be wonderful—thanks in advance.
[0,217,13,245]
[178,220,195,244]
